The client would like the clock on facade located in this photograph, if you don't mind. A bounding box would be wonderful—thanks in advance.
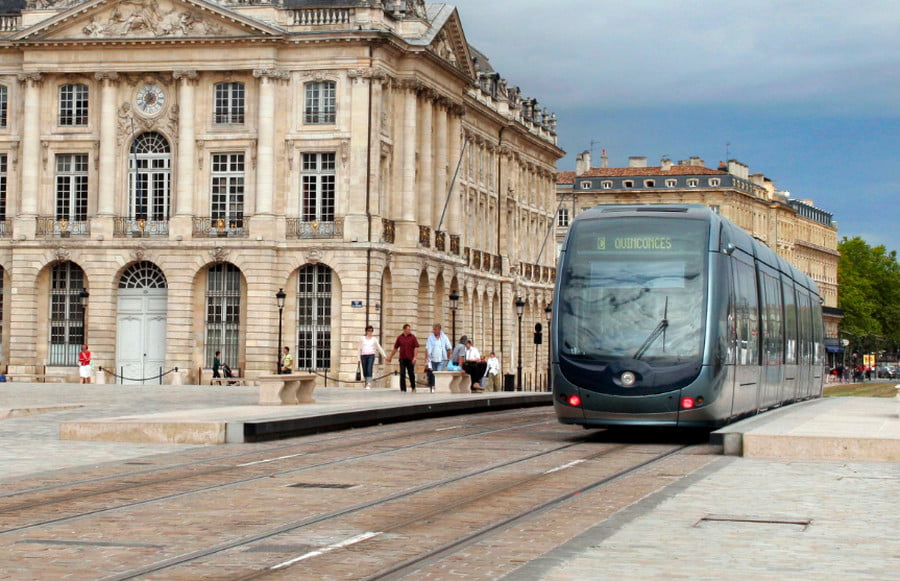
[135,84,166,115]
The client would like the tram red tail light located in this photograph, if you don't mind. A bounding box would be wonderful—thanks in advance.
[681,397,695,410]
[568,395,582,407]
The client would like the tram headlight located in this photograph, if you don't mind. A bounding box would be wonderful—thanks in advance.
[620,371,637,387]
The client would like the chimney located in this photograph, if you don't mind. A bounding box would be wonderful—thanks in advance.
[601,148,608,168]
[575,151,591,176]
[628,156,647,168]
[688,156,704,167]
[660,157,673,171]
[727,160,749,180]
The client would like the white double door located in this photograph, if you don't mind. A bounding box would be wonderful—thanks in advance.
[116,288,167,384]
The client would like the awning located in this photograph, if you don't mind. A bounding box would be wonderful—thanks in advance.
[826,345,844,353]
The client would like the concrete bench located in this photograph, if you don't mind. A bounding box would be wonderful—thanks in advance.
[210,376,247,386]
[256,373,317,405]
[432,371,469,393]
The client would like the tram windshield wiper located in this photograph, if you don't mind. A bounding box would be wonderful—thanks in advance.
[634,296,668,360]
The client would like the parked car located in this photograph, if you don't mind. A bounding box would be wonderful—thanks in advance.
[875,365,897,379]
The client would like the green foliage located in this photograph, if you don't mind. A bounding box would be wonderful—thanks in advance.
[838,237,900,350]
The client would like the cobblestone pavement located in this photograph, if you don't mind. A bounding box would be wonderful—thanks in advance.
[516,457,899,580]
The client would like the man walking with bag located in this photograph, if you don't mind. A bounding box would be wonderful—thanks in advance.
[387,324,420,392]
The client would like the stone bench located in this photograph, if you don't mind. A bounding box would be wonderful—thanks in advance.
[256,373,317,405]
[210,376,247,386]
[432,370,469,393]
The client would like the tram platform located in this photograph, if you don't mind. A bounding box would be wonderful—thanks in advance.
[712,393,900,461]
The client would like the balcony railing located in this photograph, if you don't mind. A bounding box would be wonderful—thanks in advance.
[113,218,169,238]
[435,230,446,251]
[286,217,343,239]
[290,7,353,26]
[418,225,431,248]
[0,15,20,32]
[450,234,460,255]
[36,217,89,238]
[0,220,10,238]
[193,217,247,238]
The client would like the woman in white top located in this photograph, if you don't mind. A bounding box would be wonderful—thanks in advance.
[358,325,387,388]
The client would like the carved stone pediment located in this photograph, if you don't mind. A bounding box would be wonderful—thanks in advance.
[15,0,283,42]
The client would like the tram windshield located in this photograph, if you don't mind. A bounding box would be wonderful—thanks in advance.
[558,217,708,364]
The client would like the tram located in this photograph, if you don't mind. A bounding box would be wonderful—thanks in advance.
[551,204,825,429]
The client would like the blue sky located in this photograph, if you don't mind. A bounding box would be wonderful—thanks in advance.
[450,0,900,254]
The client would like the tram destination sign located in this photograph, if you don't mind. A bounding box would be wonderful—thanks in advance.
[596,236,673,251]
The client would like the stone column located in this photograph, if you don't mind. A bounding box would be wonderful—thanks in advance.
[447,112,463,239]
[346,68,374,240]
[417,94,433,232]
[433,100,448,229]
[398,81,418,245]
[251,69,287,236]
[172,70,198,237]
[16,73,42,238]
[96,72,118,218]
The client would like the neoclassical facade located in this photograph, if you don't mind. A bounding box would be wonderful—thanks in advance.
[556,152,842,344]
[0,0,562,384]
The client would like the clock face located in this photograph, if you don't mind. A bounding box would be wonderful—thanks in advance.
[136,84,166,115]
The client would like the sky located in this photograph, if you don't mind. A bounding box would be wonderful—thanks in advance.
[449,0,900,255]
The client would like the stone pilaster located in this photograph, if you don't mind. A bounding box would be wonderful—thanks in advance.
[16,73,42,239]
[93,72,119,239]
[171,70,198,238]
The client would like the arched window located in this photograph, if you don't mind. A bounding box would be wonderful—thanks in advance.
[49,262,85,365]
[205,263,241,369]
[119,261,167,289]
[129,132,171,221]
[297,264,332,369]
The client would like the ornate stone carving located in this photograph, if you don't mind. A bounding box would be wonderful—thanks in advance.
[252,68,291,81]
[306,249,322,264]
[52,246,70,263]
[131,246,147,262]
[16,72,43,86]
[80,2,225,38]
[172,70,199,83]
[94,72,120,83]
[27,0,81,9]
[210,246,229,263]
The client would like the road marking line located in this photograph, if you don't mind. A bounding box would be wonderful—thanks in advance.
[271,532,382,570]
[237,453,305,467]
[435,425,462,431]
[544,459,586,474]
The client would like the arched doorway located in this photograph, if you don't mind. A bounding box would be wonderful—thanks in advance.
[116,261,167,383]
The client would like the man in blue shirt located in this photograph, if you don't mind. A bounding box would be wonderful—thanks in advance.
[425,324,452,391]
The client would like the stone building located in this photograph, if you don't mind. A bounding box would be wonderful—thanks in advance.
[0,0,562,384]
[556,152,842,343]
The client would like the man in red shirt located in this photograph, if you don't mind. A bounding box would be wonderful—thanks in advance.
[387,324,420,392]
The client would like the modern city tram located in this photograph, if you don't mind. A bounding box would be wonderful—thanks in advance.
[551,204,825,429]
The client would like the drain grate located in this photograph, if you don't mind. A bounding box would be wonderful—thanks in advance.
[287,482,356,489]
[696,515,810,531]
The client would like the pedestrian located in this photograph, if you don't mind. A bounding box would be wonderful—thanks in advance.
[387,324,420,392]
[425,324,452,392]
[448,335,467,371]
[212,351,222,379]
[485,351,502,392]
[462,339,486,392]
[78,344,92,384]
[280,346,293,374]
[358,325,387,389]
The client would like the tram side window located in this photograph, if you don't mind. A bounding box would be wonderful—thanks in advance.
[732,258,759,365]
[783,278,798,365]
[796,289,812,365]
[812,300,825,366]
[760,271,784,365]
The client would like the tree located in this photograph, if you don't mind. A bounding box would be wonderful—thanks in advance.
[838,237,900,356]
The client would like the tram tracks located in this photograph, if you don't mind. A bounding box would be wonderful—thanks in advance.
[0,410,555,535]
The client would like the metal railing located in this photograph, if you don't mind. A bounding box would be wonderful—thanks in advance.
[36,217,90,238]
[286,217,343,239]
[113,217,169,238]
[192,217,247,238]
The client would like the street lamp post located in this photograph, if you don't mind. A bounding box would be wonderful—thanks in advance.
[275,288,286,374]
[545,303,552,391]
[449,289,459,343]
[79,288,90,345]
[515,297,525,391]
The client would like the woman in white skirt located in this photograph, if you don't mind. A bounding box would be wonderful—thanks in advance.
[78,344,92,384]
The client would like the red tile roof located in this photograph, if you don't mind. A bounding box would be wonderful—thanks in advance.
[557,171,576,184]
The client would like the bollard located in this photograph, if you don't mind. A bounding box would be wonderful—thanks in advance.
[95,366,106,384]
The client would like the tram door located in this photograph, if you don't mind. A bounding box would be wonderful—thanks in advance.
[116,263,168,384]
